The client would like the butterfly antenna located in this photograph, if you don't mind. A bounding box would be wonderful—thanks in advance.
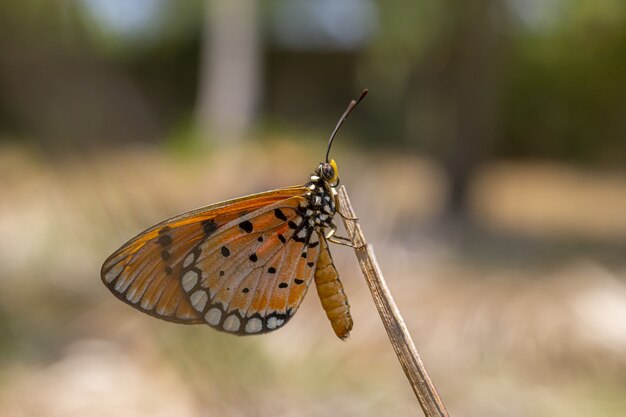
[326,89,368,162]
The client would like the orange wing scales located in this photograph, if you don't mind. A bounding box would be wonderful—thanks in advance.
[180,197,323,335]
[101,188,308,324]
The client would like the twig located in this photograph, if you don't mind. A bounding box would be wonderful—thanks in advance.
[337,185,450,417]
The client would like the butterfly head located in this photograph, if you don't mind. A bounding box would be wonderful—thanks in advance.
[319,159,339,186]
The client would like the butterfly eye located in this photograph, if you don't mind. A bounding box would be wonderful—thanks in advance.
[321,163,335,181]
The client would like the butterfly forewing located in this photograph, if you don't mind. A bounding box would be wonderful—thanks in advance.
[101,188,309,325]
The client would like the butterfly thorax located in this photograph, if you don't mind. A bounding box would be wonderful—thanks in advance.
[300,168,337,229]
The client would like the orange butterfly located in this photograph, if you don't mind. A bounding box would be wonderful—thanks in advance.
[101,90,368,340]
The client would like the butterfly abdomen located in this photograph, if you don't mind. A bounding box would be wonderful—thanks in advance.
[313,236,353,339]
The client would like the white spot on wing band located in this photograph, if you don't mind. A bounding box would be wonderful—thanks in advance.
[266,316,285,330]
[190,290,208,311]
[183,251,196,268]
[125,286,137,301]
[114,276,132,293]
[245,318,263,333]
[156,303,169,315]
[181,270,198,292]
[104,263,124,283]
[205,308,222,325]
[223,315,241,332]
[140,297,153,310]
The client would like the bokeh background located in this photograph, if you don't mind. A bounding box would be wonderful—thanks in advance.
[1,1,626,416]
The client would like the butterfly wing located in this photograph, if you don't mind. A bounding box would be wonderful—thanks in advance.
[101,187,309,325]
[181,203,323,334]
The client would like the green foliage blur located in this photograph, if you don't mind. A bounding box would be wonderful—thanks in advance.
[500,1,626,163]
[1,0,624,166]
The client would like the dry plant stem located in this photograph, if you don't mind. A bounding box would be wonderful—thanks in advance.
[337,185,449,417]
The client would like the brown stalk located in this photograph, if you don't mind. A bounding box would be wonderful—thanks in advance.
[337,185,450,417]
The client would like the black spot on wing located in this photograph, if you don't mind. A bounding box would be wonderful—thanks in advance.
[249,253,258,262]
[239,220,253,233]
[202,219,218,236]
[294,279,304,285]
[221,246,230,257]
[278,234,286,244]
[268,267,276,274]
[274,209,288,221]
[158,234,172,246]
[278,282,288,288]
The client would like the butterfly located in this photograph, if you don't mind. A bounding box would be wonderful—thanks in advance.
[101,90,368,340]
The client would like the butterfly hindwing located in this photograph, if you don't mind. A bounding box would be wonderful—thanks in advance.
[181,198,323,335]
[101,188,308,324]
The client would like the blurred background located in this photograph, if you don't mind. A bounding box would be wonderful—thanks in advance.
[1,1,625,416]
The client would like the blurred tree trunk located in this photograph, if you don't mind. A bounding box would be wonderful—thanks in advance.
[410,0,508,223]
[443,0,508,220]
[445,0,502,220]
[196,0,262,143]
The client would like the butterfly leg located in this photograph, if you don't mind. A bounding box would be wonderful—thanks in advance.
[331,188,358,221]
[337,211,359,221]
[328,235,357,247]
[325,226,359,248]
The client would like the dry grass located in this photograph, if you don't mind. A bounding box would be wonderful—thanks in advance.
[472,162,626,239]
[0,141,625,417]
